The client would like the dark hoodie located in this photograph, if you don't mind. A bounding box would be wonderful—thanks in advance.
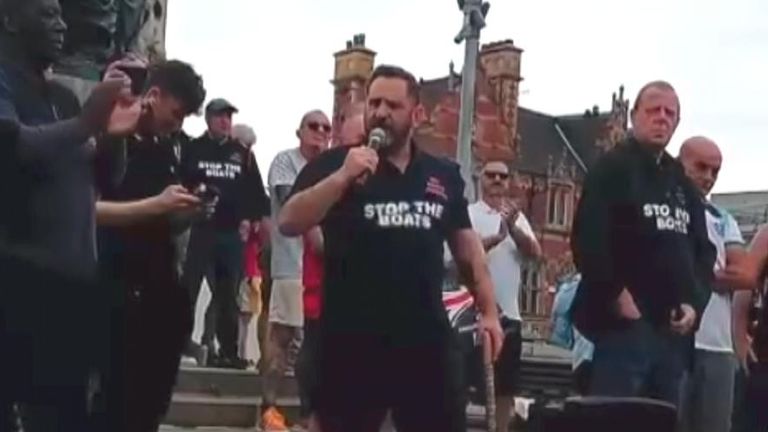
[570,137,715,338]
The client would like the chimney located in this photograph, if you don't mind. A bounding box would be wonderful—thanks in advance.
[479,40,523,149]
[330,34,376,145]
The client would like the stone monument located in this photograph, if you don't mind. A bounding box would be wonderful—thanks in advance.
[54,0,168,101]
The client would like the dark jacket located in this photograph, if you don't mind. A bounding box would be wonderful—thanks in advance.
[570,137,715,338]
[0,56,95,281]
[180,133,270,230]
[95,135,185,290]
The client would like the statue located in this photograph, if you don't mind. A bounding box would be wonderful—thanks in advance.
[55,0,166,80]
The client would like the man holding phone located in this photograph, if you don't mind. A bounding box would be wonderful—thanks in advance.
[93,58,208,432]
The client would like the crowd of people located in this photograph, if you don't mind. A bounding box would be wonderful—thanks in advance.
[1,1,767,432]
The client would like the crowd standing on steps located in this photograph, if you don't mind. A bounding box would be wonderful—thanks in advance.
[0,1,766,432]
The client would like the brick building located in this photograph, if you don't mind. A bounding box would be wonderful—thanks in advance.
[331,34,629,338]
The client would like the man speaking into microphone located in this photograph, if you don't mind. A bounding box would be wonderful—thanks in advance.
[278,65,503,432]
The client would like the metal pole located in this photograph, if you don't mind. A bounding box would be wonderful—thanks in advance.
[455,0,489,202]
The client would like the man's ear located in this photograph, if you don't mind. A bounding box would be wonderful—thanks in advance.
[144,86,161,106]
[412,103,426,126]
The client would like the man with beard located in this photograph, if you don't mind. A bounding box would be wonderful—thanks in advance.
[93,59,207,432]
[278,65,503,432]
[0,0,138,429]
[571,81,714,406]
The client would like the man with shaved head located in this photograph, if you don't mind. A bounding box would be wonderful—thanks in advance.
[464,160,541,431]
[571,81,715,406]
[261,109,331,431]
[677,137,751,432]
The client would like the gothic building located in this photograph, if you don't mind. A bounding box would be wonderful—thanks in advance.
[330,34,629,338]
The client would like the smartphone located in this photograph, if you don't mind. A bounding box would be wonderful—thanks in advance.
[116,65,148,95]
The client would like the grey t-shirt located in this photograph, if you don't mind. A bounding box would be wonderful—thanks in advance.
[268,147,307,279]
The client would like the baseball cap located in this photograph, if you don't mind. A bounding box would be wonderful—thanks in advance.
[205,98,238,115]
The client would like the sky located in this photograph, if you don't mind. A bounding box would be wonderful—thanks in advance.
[165,0,768,193]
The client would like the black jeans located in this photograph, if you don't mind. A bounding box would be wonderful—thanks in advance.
[182,226,243,360]
[297,319,321,419]
[0,257,95,432]
[93,274,193,432]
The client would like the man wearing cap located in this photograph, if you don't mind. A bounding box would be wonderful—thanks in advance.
[180,98,270,368]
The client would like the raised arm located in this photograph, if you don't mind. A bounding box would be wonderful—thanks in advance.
[507,212,542,259]
[278,146,377,237]
[0,70,131,164]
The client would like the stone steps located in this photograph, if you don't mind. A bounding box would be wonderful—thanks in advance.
[165,356,572,429]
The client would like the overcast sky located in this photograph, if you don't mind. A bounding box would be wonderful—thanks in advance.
[166,0,767,194]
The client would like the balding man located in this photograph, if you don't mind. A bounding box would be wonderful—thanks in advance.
[677,137,751,432]
[571,81,715,405]
[466,160,541,432]
[261,109,331,432]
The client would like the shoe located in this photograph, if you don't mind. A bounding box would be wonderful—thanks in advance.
[180,355,197,367]
[260,407,289,432]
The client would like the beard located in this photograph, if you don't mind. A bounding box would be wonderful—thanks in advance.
[366,118,411,151]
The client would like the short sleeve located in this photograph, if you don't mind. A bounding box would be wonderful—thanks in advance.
[445,164,471,232]
[289,147,347,198]
[268,151,298,188]
[514,212,535,238]
[722,210,744,246]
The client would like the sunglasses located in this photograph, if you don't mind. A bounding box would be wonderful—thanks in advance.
[484,171,509,181]
[307,122,332,133]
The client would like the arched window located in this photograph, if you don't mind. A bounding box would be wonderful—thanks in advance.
[547,186,572,228]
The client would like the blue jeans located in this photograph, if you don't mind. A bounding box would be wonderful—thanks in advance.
[589,319,687,406]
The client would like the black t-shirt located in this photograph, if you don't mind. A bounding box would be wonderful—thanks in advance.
[96,135,181,289]
[0,59,96,281]
[289,145,471,345]
[181,134,270,230]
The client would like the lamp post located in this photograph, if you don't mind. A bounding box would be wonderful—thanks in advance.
[454,0,490,201]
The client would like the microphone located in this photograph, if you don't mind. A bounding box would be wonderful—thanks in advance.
[356,128,388,186]
[367,127,389,151]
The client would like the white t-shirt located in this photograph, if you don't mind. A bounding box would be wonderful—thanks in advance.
[468,200,535,321]
[696,203,744,353]
[268,148,307,279]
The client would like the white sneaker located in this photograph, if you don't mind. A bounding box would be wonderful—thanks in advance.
[180,355,197,367]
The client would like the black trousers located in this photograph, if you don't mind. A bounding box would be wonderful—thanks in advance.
[181,226,243,360]
[0,257,95,432]
[95,276,193,432]
[314,333,466,432]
